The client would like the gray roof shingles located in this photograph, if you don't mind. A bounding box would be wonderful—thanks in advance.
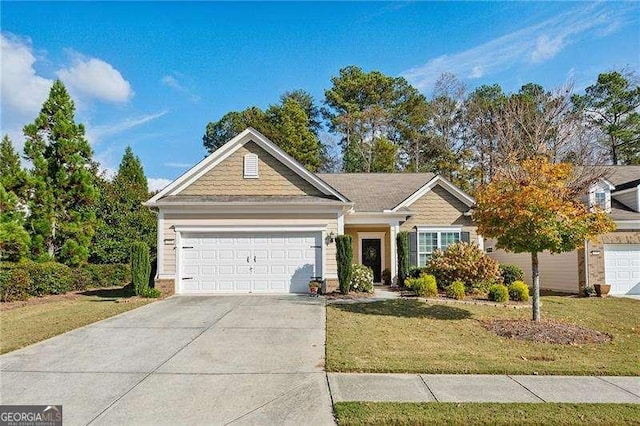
[317,173,435,212]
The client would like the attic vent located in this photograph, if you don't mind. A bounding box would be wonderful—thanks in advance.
[243,153,259,178]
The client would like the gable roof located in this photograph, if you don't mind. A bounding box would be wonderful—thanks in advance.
[317,173,474,212]
[146,128,350,206]
[604,166,640,189]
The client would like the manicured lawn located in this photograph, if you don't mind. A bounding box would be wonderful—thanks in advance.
[334,402,640,425]
[0,288,153,354]
[326,296,640,375]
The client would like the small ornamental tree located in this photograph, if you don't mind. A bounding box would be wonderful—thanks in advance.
[130,241,151,296]
[335,235,353,294]
[473,157,615,321]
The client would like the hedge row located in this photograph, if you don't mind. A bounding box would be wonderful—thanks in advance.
[0,262,131,302]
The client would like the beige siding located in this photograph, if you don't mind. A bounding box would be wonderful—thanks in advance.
[400,184,478,243]
[180,142,324,197]
[486,242,579,293]
[160,212,339,279]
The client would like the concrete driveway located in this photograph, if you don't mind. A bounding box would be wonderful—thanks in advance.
[0,295,334,425]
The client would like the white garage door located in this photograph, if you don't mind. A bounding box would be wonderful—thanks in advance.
[604,244,640,295]
[179,232,322,294]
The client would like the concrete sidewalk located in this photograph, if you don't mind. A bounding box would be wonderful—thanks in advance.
[328,373,640,403]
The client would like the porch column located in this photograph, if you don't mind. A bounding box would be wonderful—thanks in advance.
[390,222,399,285]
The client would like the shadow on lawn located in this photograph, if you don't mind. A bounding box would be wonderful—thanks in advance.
[333,299,472,320]
[80,285,133,300]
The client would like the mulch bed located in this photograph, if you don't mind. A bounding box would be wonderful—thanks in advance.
[482,319,612,345]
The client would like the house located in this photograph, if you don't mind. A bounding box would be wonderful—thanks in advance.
[486,166,640,296]
[145,128,478,295]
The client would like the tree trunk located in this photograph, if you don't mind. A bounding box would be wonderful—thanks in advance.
[531,251,540,322]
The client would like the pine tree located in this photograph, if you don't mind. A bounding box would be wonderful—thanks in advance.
[0,135,28,199]
[273,98,322,171]
[91,146,156,264]
[22,80,98,265]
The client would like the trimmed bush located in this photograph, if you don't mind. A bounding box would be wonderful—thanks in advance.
[0,267,30,302]
[500,264,524,286]
[508,280,530,302]
[446,280,466,300]
[427,242,502,292]
[83,264,131,288]
[488,284,509,302]
[27,262,73,296]
[408,266,429,280]
[71,267,92,291]
[405,273,437,297]
[351,264,374,293]
[131,242,151,296]
[141,287,161,298]
[336,235,353,294]
[396,231,409,286]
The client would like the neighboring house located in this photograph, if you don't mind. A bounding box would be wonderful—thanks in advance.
[487,166,640,296]
[144,128,478,294]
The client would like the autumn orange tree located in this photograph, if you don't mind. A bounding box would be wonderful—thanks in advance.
[473,157,615,321]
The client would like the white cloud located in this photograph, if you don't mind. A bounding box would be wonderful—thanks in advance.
[401,3,636,91]
[0,34,54,148]
[165,162,192,168]
[86,111,167,145]
[161,73,200,102]
[57,55,133,103]
[148,178,172,192]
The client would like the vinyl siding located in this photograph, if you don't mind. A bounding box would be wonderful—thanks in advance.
[486,242,580,293]
[399,184,478,244]
[180,142,325,197]
[160,212,339,279]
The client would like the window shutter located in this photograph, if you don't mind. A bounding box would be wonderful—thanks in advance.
[243,154,258,178]
[408,231,418,267]
[461,231,470,243]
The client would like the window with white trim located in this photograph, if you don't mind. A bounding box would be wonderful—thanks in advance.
[418,229,461,265]
[594,191,606,209]
[243,153,259,178]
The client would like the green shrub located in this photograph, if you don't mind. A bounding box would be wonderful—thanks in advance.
[0,221,31,262]
[130,242,151,296]
[446,280,466,300]
[141,287,161,298]
[427,242,502,291]
[83,264,131,288]
[408,266,429,279]
[396,231,409,285]
[405,273,437,297]
[350,264,374,293]
[500,264,524,286]
[508,280,530,302]
[381,268,391,285]
[336,235,353,294]
[488,284,509,302]
[0,267,30,302]
[71,267,92,291]
[27,262,73,296]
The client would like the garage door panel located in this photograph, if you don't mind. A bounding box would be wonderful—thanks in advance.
[180,232,322,294]
[604,244,640,295]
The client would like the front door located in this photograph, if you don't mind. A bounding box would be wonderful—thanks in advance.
[362,238,382,283]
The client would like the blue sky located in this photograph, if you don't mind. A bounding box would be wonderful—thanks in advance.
[1,1,638,190]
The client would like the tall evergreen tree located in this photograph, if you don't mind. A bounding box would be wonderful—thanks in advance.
[91,146,156,264]
[572,71,640,165]
[22,80,98,265]
[0,135,28,199]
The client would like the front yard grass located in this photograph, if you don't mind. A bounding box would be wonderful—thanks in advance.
[0,287,153,354]
[334,402,640,425]
[326,296,640,375]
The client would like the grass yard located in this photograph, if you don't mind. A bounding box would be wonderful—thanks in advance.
[334,402,640,425]
[0,287,153,354]
[326,296,640,375]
